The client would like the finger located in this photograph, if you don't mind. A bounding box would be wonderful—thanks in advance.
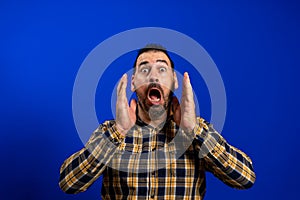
[183,72,191,91]
[182,72,194,101]
[172,96,181,125]
[172,96,180,113]
[117,73,126,94]
[117,73,128,100]
[129,99,137,113]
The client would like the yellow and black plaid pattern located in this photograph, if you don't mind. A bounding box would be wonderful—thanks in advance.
[59,117,256,199]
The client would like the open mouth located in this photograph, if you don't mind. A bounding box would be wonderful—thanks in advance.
[147,88,162,105]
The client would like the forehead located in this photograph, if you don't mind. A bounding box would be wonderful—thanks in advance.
[136,50,171,66]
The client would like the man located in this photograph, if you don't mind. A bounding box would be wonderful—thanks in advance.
[59,44,256,199]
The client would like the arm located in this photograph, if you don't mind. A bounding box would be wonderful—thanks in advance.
[193,117,256,189]
[172,72,255,188]
[59,121,124,194]
[59,74,135,194]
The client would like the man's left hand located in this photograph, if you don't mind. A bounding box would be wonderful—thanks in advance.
[172,72,196,132]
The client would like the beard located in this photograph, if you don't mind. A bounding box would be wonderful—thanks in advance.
[136,83,174,121]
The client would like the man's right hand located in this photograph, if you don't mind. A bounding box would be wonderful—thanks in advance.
[115,74,137,136]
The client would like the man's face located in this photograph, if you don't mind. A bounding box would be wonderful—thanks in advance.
[131,50,178,119]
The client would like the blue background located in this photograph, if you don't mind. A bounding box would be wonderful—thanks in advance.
[1,0,299,199]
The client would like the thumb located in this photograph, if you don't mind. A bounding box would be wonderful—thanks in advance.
[172,96,180,112]
[172,96,181,126]
[130,99,137,113]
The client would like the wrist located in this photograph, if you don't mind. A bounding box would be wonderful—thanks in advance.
[193,117,209,139]
[115,123,127,136]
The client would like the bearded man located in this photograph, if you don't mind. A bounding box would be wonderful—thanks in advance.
[59,44,256,199]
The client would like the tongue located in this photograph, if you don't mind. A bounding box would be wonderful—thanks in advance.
[150,95,160,101]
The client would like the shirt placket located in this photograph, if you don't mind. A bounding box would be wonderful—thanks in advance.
[149,128,158,199]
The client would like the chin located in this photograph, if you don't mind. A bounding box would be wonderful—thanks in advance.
[148,105,167,120]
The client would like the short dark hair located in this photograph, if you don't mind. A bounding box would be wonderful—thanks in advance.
[133,44,174,73]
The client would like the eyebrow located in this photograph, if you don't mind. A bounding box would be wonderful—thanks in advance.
[138,59,169,67]
[138,61,149,67]
[156,59,169,66]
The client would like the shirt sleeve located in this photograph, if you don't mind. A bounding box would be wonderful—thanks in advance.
[193,117,256,189]
[59,120,124,194]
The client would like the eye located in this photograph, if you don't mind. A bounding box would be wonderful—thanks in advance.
[159,67,167,72]
[141,68,149,73]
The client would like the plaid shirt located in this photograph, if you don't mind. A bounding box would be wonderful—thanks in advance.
[59,116,256,199]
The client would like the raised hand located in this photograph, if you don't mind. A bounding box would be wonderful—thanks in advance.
[172,72,196,132]
[115,74,137,136]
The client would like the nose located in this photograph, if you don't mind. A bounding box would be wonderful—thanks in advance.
[149,69,159,83]
[149,78,159,83]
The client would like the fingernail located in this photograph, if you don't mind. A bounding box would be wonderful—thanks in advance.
[185,72,189,79]
[184,72,190,82]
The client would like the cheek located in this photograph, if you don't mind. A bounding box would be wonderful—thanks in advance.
[161,88,172,98]
[160,76,175,90]
[133,76,148,88]
[135,87,147,98]
[134,81,147,93]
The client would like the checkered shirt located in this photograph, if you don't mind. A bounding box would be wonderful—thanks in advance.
[59,116,256,199]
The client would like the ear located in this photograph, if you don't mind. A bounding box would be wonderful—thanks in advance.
[173,71,178,89]
[131,74,135,92]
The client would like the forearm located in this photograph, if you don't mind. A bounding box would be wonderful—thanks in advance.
[193,117,256,189]
[59,121,124,193]
[59,147,105,194]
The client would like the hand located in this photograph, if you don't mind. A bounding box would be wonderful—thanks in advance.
[115,74,137,136]
[172,72,196,132]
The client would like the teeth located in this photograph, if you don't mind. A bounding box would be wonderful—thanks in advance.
[152,98,160,102]
[148,88,161,103]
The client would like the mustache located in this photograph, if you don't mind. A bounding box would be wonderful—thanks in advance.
[147,83,164,95]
